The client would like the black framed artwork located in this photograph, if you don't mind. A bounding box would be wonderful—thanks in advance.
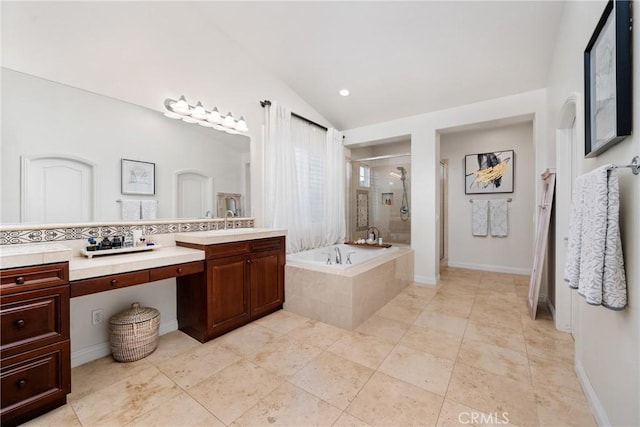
[584,0,632,158]
[464,150,514,194]
[121,159,156,195]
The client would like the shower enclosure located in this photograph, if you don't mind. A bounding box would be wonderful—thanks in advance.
[349,154,411,245]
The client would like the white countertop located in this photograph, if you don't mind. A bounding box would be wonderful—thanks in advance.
[0,243,73,269]
[69,246,204,281]
[1,228,285,280]
[174,227,287,246]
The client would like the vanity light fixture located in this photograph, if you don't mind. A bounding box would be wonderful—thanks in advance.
[163,96,249,134]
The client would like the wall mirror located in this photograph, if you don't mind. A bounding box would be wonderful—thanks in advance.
[1,68,250,225]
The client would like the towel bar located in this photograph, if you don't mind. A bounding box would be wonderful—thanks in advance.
[116,199,159,204]
[609,156,639,175]
[468,198,512,203]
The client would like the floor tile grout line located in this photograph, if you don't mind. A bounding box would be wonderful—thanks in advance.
[434,275,476,425]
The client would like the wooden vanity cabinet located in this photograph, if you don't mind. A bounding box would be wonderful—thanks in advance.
[0,262,71,427]
[177,236,285,342]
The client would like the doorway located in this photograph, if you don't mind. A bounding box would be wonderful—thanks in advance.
[439,160,448,263]
[554,93,581,335]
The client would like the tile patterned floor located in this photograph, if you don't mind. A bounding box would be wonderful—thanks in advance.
[24,267,596,426]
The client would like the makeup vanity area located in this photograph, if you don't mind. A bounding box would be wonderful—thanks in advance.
[0,226,286,426]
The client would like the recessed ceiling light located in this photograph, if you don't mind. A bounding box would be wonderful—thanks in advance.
[339,89,350,97]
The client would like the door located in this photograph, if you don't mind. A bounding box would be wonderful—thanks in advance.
[22,156,95,223]
[207,255,250,335]
[439,161,447,261]
[175,171,213,218]
[249,249,284,317]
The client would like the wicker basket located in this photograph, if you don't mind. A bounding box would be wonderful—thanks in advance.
[109,302,160,362]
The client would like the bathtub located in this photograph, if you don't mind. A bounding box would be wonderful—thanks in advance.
[287,244,401,269]
[284,243,414,330]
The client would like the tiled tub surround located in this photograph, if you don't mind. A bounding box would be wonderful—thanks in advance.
[0,217,255,245]
[285,245,414,329]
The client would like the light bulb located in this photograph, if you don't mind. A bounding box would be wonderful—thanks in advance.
[222,112,235,128]
[164,111,182,119]
[339,89,350,97]
[171,95,190,114]
[207,107,223,124]
[234,116,248,132]
[182,116,200,124]
[198,121,214,128]
[191,101,207,120]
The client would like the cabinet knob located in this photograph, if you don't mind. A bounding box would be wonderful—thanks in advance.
[177,267,183,274]
[17,379,26,388]
[110,279,118,286]
[15,276,25,285]
[15,319,25,328]
[246,259,252,264]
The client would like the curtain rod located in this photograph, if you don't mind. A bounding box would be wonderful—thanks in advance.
[260,100,329,132]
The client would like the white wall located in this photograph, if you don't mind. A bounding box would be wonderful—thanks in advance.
[343,90,547,284]
[1,2,336,366]
[546,1,639,425]
[1,1,336,223]
[1,69,247,223]
[70,279,176,367]
[440,122,534,274]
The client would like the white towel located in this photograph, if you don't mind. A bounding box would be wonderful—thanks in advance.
[489,199,508,237]
[141,200,158,220]
[564,165,627,310]
[120,200,140,220]
[471,199,488,236]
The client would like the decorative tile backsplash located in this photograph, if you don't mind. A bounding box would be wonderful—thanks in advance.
[0,218,255,245]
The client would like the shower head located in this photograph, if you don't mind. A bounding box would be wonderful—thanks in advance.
[396,166,407,180]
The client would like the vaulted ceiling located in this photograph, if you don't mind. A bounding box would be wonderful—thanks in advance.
[2,1,565,130]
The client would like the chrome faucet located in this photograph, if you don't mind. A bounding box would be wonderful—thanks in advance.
[335,246,343,264]
[224,210,235,229]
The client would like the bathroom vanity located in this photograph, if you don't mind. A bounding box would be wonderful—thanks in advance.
[0,227,285,425]
[174,229,286,342]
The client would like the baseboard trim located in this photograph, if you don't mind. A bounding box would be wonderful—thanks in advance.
[414,274,438,286]
[546,298,556,320]
[575,359,610,426]
[71,320,179,368]
[446,261,530,275]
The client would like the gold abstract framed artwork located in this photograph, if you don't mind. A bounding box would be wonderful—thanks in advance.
[464,150,514,194]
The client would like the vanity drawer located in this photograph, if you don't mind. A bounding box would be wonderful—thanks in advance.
[204,241,251,259]
[0,286,69,358]
[250,237,284,252]
[70,270,150,297]
[0,341,70,426]
[0,263,68,295]
[149,261,204,282]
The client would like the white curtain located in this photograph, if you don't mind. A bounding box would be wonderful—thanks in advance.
[264,101,345,253]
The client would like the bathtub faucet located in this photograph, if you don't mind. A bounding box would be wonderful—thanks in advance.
[346,251,356,264]
[335,247,343,264]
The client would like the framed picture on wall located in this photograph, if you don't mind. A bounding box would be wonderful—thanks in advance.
[121,158,155,195]
[464,150,514,194]
[584,0,632,158]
